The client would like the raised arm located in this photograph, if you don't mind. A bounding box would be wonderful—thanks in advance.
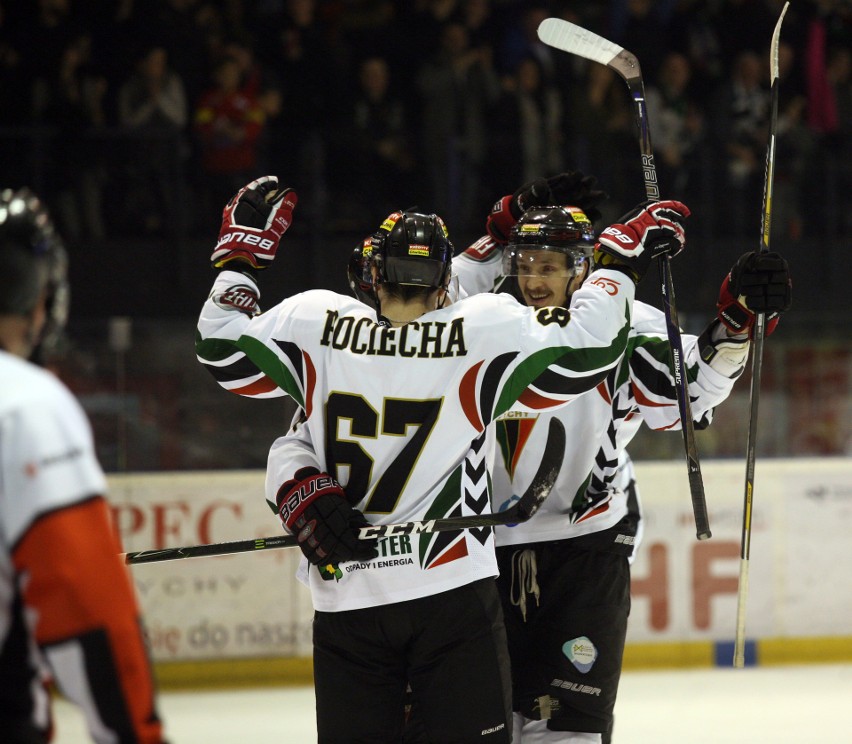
[628,250,792,431]
[196,176,298,399]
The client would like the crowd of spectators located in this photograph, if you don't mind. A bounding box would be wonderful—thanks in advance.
[1,0,850,251]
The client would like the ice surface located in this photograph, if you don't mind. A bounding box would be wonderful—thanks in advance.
[52,663,852,743]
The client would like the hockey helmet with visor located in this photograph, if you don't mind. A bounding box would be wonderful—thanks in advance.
[503,205,595,308]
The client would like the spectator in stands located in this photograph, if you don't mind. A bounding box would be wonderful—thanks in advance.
[487,55,564,193]
[710,49,770,236]
[0,1,30,185]
[33,33,108,244]
[16,0,80,87]
[772,39,814,244]
[331,55,415,226]
[194,53,266,223]
[609,0,673,85]
[253,0,338,202]
[118,44,189,236]
[665,0,726,99]
[825,43,852,235]
[416,20,499,234]
[645,51,705,197]
[574,61,638,215]
[218,34,284,174]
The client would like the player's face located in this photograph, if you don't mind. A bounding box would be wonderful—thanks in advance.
[516,250,585,309]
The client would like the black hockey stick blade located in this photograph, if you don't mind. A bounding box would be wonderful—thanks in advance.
[124,419,566,565]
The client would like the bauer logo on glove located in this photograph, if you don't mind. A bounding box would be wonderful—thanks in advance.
[211,175,298,271]
[594,199,690,282]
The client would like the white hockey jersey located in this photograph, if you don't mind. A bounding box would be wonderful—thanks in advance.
[197,267,635,611]
[0,351,164,742]
[452,240,746,550]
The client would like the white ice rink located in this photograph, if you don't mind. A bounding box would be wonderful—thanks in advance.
[52,663,852,743]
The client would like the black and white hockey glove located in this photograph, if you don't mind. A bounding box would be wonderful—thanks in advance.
[717,251,792,337]
[276,467,378,566]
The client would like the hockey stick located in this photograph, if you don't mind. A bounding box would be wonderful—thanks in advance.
[733,1,789,669]
[124,418,566,565]
[537,18,710,540]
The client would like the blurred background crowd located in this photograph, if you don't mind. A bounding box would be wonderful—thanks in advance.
[2,0,849,469]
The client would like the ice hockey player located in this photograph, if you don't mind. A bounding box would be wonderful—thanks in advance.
[447,173,793,743]
[0,188,166,743]
[196,175,690,742]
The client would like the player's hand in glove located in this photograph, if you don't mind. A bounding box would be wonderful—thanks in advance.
[717,251,792,337]
[486,178,550,243]
[594,199,690,283]
[276,467,378,565]
[486,171,609,243]
[211,175,298,271]
[544,171,609,222]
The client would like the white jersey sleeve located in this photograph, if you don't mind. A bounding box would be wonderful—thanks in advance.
[492,301,746,549]
[627,303,746,431]
[451,235,504,299]
[197,266,634,611]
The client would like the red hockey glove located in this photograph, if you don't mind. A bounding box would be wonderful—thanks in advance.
[276,467,378,566]
[486,171,609,243]
[594,199,690,282]
[717,251,792,337]
[485,178,551,243]
[212,176,298,271]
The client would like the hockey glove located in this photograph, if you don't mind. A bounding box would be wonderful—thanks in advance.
[212,175,298,271]
[544,171,609,223]
[486,171,610,244]
[594,199,690,282]
[276,467,378,566]
[486,177,550,243]
[717,251,792,337]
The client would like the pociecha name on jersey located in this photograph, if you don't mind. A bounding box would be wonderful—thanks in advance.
[320,310,468,358]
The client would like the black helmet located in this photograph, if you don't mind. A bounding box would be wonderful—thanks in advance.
[347,235,376,307]
[371,210,453,289]
[502,205,595,280]
[0,188,69,359]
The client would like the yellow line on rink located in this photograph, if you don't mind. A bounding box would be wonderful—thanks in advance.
[622,642,715,669]
[757,636,852,666]
[154,656,314,690]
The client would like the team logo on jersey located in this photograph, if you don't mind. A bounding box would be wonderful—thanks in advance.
[562,636,598,673]
[214,284,259,315]
[496,417,537,481]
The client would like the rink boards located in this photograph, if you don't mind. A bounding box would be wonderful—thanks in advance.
[110,459,852,687]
